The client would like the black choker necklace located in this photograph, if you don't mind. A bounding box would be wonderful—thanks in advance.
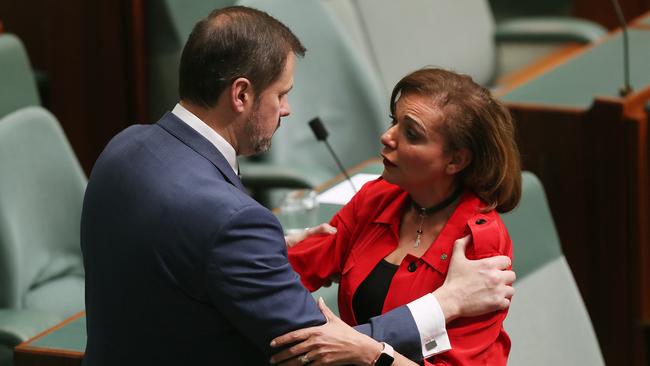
[411,185,464,248]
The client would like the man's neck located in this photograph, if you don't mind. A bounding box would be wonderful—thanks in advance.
[179,100,239,153]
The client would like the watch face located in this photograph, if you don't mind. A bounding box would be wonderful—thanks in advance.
[375,352,395,366]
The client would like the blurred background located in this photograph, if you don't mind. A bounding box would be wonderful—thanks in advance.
[1,0,650,365]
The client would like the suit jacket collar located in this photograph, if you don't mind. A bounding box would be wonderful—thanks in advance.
[157,112,247,193]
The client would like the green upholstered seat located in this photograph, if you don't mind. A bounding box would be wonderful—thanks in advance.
[0,34,40,118]
[502,172,562,278]
[146,0,236,120]
[324,0,605,93]
[502,172,604,365]
[0,107,87,364]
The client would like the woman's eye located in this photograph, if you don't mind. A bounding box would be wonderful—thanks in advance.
[405,128,418,139]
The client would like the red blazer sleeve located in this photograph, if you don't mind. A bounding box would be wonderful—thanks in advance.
[429,212,512,365]
[288,188,364,291]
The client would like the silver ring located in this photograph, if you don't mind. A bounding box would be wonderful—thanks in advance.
[299,354,310,364]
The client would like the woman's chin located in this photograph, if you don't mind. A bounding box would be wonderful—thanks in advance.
[381,170,398,185]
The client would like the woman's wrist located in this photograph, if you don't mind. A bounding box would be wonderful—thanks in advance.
[357,335,384,366]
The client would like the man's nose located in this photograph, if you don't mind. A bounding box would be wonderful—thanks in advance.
[280,100,291,117]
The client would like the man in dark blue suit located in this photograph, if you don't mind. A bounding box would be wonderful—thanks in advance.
[81,6,514,366]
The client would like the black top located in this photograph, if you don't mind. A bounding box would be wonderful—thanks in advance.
[352,259,399,324]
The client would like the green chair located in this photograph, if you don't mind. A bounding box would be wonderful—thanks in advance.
[0,34,40,118]
[0,107,87,365]
[146,0,236,120]
[488,0,573,22]
[325,0,606,93]
[236,0,389,206]
[502,172,604,365]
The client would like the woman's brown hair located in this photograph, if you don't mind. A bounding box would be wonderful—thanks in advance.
[390,68,521,213]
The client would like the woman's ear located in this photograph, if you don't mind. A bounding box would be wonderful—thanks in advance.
[230,77,254,112]
[446,148,472,175]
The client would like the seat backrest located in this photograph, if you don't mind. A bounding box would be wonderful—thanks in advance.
[502,172,604,365]
[0,34,40,118]
[0,107,86,310]
[326,0,497,93]
[237,0,389,184]
[146,0,236,119]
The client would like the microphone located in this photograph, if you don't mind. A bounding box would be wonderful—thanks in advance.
[308,118,357,193]
[610,0,633,96]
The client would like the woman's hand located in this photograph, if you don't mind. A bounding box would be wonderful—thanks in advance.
[270,298,382,366]
[284,223,337,248]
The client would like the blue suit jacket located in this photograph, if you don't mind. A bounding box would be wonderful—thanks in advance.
[81,113,421,365]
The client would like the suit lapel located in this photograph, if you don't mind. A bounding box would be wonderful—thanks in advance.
[157,112,247,193]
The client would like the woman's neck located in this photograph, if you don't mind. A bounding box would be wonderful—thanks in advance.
[407,179,458,209]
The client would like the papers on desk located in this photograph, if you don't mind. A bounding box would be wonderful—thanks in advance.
[317,173,380,205]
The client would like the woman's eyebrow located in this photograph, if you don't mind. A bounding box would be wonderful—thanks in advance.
[403,114,427,133]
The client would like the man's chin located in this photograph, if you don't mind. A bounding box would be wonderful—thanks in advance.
[251,140,272,155]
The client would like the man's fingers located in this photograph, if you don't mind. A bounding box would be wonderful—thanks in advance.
[451,235,471,261]
[478,254,512,270]
[501,269,516,285]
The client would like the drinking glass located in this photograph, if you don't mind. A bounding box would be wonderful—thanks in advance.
[278,189,319,235]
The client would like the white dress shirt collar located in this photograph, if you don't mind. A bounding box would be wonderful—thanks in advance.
[171,103,238,175]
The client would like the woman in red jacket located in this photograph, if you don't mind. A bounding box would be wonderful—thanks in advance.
[286,68,521,365]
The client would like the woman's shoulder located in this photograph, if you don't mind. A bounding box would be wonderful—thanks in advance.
[462,194,512,258]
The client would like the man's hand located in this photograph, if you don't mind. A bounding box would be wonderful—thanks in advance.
[284,223,337,248]
[433,235,515,322]
[270,298,382,366]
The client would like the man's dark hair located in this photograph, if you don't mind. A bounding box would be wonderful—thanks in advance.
[178,6,306,108]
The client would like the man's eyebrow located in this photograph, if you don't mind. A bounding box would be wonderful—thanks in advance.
[283,85,294,94]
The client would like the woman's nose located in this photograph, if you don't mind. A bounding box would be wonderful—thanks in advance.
[380,126,396,148]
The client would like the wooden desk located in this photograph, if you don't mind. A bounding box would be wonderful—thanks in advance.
[14,312,85,366]
[498,10,650,366]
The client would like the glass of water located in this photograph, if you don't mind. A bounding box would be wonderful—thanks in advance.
[278,189,319,235]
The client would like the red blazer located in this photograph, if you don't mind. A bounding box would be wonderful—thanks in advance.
[289,178,512,365]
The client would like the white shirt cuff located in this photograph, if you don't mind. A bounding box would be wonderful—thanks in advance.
[406,293,452,358]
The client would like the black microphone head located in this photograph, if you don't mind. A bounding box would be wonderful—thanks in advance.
[308,117,329,141]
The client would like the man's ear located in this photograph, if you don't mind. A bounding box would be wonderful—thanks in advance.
[230,77,254,112]
[446,148,472,175]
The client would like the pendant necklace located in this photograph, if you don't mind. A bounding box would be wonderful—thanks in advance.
[412,185,464,248]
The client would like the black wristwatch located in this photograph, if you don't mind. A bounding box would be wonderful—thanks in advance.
[373,342,395,366]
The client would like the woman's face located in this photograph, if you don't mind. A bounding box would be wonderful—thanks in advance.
[380,92,459,192]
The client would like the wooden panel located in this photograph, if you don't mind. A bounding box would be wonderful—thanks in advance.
[574,0,650,29]
[0,0,147,174]
[507,83,650,366]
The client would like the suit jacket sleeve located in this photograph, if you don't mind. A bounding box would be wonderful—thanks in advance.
[206,201,423,361]
[205,203,326,356]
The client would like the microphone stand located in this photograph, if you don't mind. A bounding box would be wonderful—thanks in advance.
[611,0,633,96]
